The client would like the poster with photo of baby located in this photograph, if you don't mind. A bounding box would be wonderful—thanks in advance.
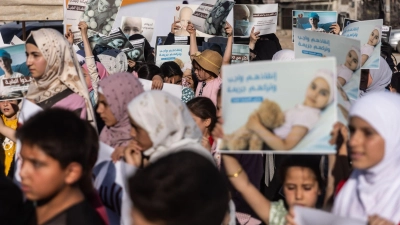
[231,44,250,64]
[341,19,383,69]
[219,57,337,154]
[191,0,235,37]
[80,0,123,36]
[292,10,338,42]
[155,45,190,67]
[120,17,155,43]
[233,4,278,37]
[175,5,214,38]
[293,28,361,100]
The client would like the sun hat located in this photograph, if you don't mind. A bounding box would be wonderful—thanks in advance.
[192,49,222,76]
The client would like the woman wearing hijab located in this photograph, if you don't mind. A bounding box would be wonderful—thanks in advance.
[359,57,392,97]
[124,91,213,165]
[249,28,282,61]
[96,72,144,151]
[271,49,295,61]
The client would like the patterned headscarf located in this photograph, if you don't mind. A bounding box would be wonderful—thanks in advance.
[127,91,212,162]
[98,72,144,148]
[98,49,128,75]
[25,28,96,126]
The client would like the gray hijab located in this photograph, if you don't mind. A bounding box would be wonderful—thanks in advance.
[360,57,391,97]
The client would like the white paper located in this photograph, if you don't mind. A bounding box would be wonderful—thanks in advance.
[0,32,4,45]
[294,206,366,225]
[64,0,87,25]
[139,78,183,99]
[233,4,278,37]
[10,36,25,45]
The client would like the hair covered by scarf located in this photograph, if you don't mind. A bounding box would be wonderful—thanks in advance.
[127,91,213,162]
[333,92,400,223]
[25,28,96,126]
[360,57,391,97]
[98,72,144,148]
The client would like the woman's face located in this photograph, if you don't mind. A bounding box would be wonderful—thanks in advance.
[368,29,380,46]
[189,112,209,134]
[345,50,359,71]
[304,77,330,109]
[129,117,153,151]
[26,43,47,79]
[283,167,320,209]
[349,116,385,170]
[96,93,118,127]
[215,6,225,18]
[98,0,111,13]
[112,39,124,48]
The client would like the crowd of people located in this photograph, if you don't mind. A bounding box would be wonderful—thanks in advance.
[0,0,399,225]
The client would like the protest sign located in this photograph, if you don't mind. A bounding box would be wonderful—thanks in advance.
[139,78,183,99]
[294,28,361,100]
[294,206,365,225]
[0,44,30,77]
[191,0,235,37]
[126,38,145,62]
[219,57,337,154]
[64,0,87,25]
[121,17,155,42]
[93,142,135,225]
[155,45,190,66]
[231,44,249,64]
[66,24,100,44]
[233,4,278,37]
[10,36,25,46]
[174,4,214,37]
[292,10,338,42]
[342,19,383,69]
[0,76,33,101]
[80,0,123,35]
[343,18,391,44]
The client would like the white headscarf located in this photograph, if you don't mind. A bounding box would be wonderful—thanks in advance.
[360,57,391,97]
[127,91,213,163]
[332,92,400,223]
[272,49,295,61]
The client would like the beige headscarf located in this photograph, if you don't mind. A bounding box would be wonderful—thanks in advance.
[25,28,96,127]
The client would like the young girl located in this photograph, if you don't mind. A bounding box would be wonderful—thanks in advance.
[187,21,232,106]
[222,154,324,225]
[0,100,19,177]
[332,92,400,224]
[247,69,334,150]
[361,27,381,66]
[186,97,217,152]
[337,47,360,86]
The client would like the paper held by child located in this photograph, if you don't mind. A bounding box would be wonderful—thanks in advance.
[294,206,365,225]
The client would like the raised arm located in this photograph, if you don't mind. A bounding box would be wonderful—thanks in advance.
[222,22,233,67]
[249,27,260,61]
[187,22,198,57]
[222,155,271,223]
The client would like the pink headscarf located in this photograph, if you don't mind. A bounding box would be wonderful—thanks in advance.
[98,72,144,148]
[82,62,109,91]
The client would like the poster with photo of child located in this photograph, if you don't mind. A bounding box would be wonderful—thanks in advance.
[343,18,391,44]
[125,38,146,62]
[191,0,235,37]
[219,57,337,154]
[64,0,88,26]
[80,0,123,36]
[155,45,190,67]
[175,5,214,38]
[292,10,338,42]
[0,45,33,101]
[120,17,155,43]
[341,19,383,69]
[233,4,278,37]
[294,28,361,100]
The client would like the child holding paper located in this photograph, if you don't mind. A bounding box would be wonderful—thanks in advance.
[247,70,334,150]
[361,26,381,66]
[337,46,360,86]
[0,99,19,177]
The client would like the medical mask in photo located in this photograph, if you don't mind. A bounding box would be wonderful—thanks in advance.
[235,20,250,36]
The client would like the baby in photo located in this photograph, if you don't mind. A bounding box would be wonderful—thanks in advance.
[361,26,381,66]
[246,69,334,150]
[337,46,360,86]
